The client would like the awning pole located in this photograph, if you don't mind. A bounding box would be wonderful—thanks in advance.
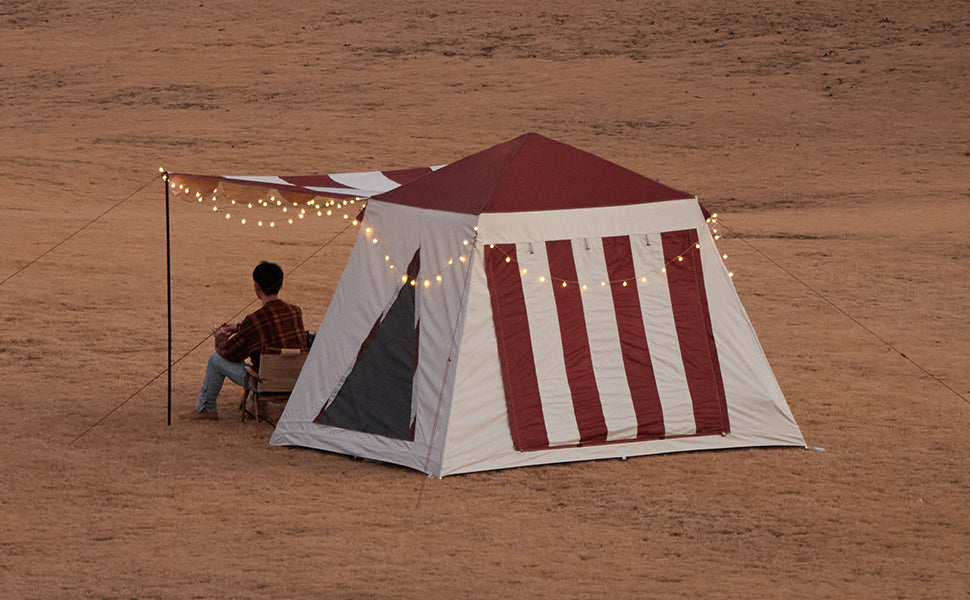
[164,171,172,425]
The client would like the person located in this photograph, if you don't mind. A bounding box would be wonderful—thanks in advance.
[193,261,307,420]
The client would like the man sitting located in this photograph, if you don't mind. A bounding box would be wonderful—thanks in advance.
[193,261,307,420]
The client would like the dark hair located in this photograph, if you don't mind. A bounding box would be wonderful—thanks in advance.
[253,261,284,295]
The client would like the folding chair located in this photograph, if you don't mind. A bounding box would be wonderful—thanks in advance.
[239,348,308,425]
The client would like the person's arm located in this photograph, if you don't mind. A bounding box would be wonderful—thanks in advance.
[216,320,252,362]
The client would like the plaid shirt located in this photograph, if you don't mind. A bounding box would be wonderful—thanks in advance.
[218,299,306,367]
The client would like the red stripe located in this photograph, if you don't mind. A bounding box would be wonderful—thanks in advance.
[545,240,608,444]
[661,230,729,435]
[483,244,548,451]
[602,236,665,439]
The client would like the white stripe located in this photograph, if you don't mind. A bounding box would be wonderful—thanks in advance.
[222,175,291,186]
[220,175,364,198]
[517,242,581,447]
[631,233,696,436]
[329,171,403,196]
[571,239,638,441]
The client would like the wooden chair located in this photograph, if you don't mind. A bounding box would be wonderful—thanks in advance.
[239,348,309,425]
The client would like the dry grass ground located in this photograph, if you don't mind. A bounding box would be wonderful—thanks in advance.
[1,1,968,598]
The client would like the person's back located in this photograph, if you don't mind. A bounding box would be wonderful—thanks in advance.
[233,298,306,369]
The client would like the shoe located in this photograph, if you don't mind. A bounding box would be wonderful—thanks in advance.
[192,410,219,421]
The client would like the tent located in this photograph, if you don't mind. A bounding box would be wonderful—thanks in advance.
[263,132,804,476]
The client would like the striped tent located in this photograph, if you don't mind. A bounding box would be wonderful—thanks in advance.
[270,133,804,476]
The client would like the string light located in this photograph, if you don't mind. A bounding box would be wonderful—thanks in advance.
[176,174,735,284]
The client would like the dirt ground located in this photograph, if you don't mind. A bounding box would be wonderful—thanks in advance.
[1,1,968,598]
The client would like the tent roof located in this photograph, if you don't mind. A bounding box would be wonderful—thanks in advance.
[374,132,694,214]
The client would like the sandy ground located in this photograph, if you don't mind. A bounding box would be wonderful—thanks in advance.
[1,0,969,598]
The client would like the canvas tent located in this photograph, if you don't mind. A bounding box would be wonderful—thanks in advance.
[254,132,804,476]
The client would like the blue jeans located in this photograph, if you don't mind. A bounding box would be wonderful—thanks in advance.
[196,352,249,413]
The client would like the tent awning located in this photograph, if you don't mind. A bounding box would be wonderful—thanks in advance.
[168,167,442,201]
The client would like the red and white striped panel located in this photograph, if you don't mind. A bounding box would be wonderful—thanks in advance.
[171,167,442,199]
[484,229,729,452]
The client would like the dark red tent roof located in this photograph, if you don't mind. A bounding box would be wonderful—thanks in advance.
[374,132,693,214]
